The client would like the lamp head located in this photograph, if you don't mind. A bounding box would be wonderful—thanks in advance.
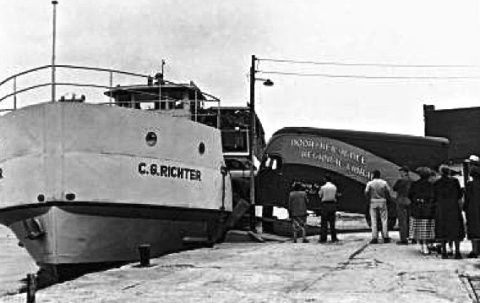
[263,79,274,87]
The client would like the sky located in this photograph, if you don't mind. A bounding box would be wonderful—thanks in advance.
[1,0,480,140]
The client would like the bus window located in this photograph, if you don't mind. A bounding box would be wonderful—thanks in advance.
[263,157,271,168]
[272,158,279,170]
[263,155,282,171]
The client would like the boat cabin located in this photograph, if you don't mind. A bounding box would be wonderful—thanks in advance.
[105,77,267,203]
[198,106,266,203]
[105,73,209,119]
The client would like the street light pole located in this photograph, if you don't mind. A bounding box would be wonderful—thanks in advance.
[249,55,257,231]
[248,55,274,232]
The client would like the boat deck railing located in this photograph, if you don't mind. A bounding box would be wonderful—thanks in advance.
[0,64,221,127]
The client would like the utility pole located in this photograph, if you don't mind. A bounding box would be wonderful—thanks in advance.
[248,55,274,232]
[249,55,257,231]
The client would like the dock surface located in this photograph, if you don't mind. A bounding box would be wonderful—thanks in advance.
[3,232,479,302]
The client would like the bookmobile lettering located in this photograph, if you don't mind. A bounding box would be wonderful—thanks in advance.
[290,138,372,179]
[138,162,202,181]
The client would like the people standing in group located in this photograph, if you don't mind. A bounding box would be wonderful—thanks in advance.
[288,183,309,243]
[393,166,413,245]
[365,170,392,244]
[464,165,480,258]
[318,175,338,243]
[434,166,464,259]
[409,167,437,255]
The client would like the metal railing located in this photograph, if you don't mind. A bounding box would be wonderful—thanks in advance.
[0,64,221,127]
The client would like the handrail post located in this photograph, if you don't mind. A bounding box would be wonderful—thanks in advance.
[13,76,17,110]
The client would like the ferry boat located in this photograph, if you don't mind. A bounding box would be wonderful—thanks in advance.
[0,66,245,279]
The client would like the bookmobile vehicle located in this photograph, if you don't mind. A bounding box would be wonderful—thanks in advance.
[256,127,450,230]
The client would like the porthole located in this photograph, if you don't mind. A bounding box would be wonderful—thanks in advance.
[199,142,205,155]
[66,193,76,201]
[145,132,157,146]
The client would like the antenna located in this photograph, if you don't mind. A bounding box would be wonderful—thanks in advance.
[51,0,58,102]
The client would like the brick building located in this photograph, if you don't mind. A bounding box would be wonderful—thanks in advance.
[424,104,480,162]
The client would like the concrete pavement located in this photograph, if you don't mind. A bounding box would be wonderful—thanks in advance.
[3,231,480,302]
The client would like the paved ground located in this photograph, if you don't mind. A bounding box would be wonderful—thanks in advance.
[3,232,480,303]
[0,227,38,297]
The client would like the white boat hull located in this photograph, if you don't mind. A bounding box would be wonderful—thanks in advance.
[3,202,225,264]
[0,102,233,274]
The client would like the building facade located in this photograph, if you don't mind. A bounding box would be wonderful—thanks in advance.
[424,104,480,163]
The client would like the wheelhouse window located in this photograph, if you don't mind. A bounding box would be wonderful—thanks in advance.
[221,129,248,153]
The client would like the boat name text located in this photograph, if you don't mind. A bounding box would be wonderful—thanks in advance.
[138,162,202,181]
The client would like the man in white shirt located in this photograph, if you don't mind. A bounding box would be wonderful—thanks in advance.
[318,175,338,243]
[365,170,392,244]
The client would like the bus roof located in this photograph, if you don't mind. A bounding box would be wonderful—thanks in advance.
[274,127,448,146]
[267,127,449,171]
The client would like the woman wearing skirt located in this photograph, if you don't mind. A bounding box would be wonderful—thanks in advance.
[434,166,464,259]
[409,167,436,255]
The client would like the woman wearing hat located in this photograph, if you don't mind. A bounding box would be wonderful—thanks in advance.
[409,167,437,254]
[434,165,464,259]
[465,166,480,258]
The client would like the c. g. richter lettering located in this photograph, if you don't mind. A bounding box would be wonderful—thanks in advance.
[138,162,202,181]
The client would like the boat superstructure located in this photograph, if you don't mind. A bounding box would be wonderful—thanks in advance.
[0,65,233,278]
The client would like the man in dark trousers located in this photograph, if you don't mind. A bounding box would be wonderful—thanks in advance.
[288,183,309,243]
[318,176,338,243]
[393,166,413,245]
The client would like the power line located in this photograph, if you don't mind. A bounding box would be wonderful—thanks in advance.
[259,70,480,80]
[258,58,480,69]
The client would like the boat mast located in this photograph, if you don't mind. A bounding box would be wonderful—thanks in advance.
[51,0,58,102]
